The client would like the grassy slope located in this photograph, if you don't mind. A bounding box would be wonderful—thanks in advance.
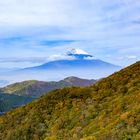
[0,61,139,140]
[1,80,37,93]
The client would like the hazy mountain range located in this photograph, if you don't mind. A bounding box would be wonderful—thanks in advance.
[0,80,9,87]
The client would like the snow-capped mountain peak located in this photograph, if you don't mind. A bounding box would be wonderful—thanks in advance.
[66,48,93,59]
[67,48,89,55]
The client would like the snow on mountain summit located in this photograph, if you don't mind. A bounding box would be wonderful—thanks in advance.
[66,48,94,60]
[67,48,89,55]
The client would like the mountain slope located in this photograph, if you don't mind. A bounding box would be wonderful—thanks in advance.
[25,59,119,70]
[0,61,139,140]
[0,77,96,98]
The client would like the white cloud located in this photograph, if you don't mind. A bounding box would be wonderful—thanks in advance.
[47,54,75,62]
[0,0,139,28]
[126,55,137,59]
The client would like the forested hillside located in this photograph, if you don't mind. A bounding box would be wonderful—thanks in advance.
[0,61,139,140]
[0,93,34,114]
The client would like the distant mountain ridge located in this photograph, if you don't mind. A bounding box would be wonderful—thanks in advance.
[0,76,96,98]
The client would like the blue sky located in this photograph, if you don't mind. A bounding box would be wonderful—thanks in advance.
[0,0,140,68]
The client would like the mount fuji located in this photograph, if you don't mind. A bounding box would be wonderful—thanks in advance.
[14,48,121,81]
[23,48,119,70]
[0,49,121,84]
